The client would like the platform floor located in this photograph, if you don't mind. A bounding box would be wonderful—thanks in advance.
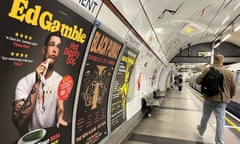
[123,84,240,144]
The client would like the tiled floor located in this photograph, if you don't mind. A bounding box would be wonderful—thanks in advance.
[123,84,240,144]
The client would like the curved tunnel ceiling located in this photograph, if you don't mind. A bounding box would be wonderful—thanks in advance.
[110,0,240,63]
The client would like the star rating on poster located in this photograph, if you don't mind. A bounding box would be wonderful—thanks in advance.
[10,51,28,58]
[15,32,32,40]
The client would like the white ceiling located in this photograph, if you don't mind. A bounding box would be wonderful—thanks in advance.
[110,0,240,62]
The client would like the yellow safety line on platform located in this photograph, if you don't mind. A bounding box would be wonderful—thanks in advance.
[189,86,240,133]
[225,117,240,132]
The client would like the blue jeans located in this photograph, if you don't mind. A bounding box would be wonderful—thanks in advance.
[198,99,227,144]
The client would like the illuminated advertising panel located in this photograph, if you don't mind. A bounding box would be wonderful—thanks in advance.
[0,0,93,143]
[75,28,123,144]
[111,47,138,131]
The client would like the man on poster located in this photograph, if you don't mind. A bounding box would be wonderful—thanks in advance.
[12,32,68,136]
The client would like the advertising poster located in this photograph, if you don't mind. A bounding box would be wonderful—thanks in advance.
[75,29,123,144]
[111,47,139,131]
[0,0,93,143]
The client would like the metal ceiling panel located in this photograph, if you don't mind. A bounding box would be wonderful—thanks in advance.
[110,0,240,62]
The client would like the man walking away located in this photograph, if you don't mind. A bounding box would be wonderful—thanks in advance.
[196,54,236,144]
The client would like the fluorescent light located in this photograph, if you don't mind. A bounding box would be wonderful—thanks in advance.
[214,42,221,48]
[234,25,240,32]
[225,25,231,31]
[222,15,229,25]
[222,33,231,41]
[234,3,240,10]
[155,28,164,34]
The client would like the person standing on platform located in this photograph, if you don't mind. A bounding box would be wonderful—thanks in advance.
[178,74,183,91]
[196,54,236,144]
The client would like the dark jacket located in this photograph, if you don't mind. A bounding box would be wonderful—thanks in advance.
[196,64,236,103]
